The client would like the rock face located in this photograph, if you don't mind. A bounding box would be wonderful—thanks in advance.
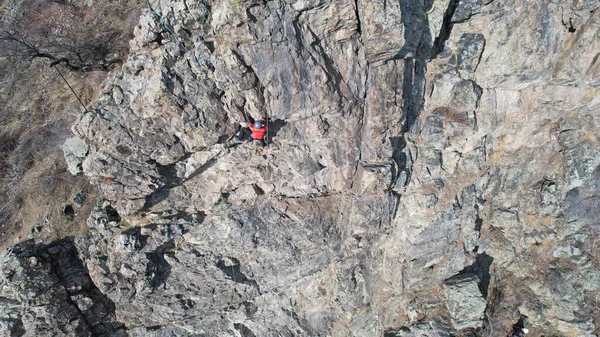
[2,0,600,336]
[0,239,125,336]
[443,274,486,330]
[385,320,453,337]
[62,136,89,175]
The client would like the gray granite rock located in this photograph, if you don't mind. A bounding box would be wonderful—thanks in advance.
[387,320,455,337]
[4,0,600,335]
[62,136,89,175]
[452,0,484,23]
[443,273,486,330]
[0,239,125,337]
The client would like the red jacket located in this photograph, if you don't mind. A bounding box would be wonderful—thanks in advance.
[249,123,267,140]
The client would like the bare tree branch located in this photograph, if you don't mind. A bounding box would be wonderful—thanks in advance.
[0,0,136,73]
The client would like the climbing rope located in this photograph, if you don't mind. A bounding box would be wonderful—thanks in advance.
[52,64,88,112]
[145,0,208,73]
[266,108,269,148]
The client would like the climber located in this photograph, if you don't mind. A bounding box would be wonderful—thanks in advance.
[233,108,268,148]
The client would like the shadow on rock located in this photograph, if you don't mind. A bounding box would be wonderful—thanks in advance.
[2,238,127,336]
[145,240,175,290]
[266,118,287,145]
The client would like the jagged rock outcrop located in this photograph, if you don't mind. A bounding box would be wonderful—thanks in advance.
[1,0,600,336]
[0,239,125,336]
[385,320,453,337]
[63,136,89,176]
[443,273,486,330]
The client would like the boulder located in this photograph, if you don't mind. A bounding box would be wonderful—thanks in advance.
[443,273,486,330]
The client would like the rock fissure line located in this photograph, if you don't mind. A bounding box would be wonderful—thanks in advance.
[431,0,459,59]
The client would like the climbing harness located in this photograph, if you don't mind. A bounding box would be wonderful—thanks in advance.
[145,0,208,73]
[145,0,276,150]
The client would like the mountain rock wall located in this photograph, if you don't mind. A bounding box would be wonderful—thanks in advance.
[2,0,600,336]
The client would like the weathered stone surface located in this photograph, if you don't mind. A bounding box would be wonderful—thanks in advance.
[6,0,599,335]
[452,0,484,23]
[358,0,405,62]
[456,33,485,79]
[443,273,486,330]
[387,320,455,337]
[62,136,89,175]
[0,239,125,337]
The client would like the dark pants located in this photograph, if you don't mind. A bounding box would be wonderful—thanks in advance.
[237,127,265,147]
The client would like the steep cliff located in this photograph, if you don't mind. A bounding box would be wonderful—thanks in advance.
[2,0,600,336]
